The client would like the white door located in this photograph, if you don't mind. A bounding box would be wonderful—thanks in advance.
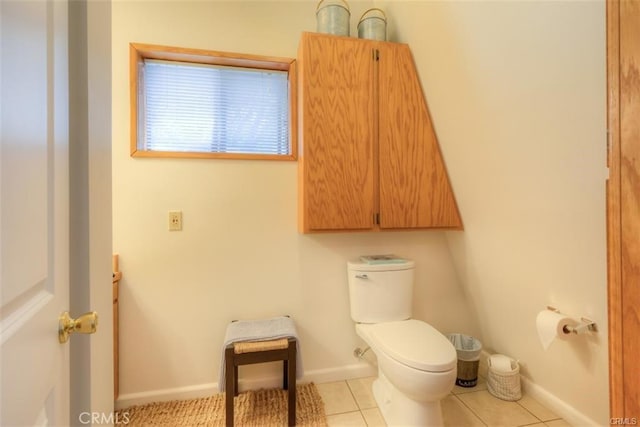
[1,0,113,424]
[2,0,71,425]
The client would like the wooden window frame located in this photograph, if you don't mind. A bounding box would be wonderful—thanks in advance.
[129,43,297,160]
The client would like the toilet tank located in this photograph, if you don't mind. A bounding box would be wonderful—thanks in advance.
[347,259,415,323]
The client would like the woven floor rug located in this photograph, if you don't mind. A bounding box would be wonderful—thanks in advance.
[116,383,327,426]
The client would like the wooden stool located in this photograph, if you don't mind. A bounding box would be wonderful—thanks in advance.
[225,336,297,426]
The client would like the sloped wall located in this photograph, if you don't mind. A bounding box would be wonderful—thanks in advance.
[379,1,608,424]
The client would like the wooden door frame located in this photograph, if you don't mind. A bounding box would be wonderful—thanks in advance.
[606,0,623,418]
[607,0,640,420]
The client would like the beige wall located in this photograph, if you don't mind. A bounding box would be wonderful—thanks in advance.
[112,0,608,423]
[112,0,475,405]
[379,0,607,424]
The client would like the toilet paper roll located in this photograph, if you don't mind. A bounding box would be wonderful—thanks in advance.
[536,310,579,350]
[489,354,514,372]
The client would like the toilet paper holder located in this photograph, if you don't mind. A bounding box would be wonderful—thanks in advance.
[546,306,598,334]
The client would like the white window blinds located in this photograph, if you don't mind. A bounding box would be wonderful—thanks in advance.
[138,59,290,155]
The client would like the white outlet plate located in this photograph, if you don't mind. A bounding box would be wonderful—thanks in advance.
[168,211,182,231]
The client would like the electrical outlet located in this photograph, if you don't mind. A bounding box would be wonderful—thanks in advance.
[168,211,182,231]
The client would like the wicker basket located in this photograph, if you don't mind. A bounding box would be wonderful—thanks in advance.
[487,356,521,401]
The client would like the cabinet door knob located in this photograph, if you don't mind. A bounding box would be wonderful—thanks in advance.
[355,274,369,279]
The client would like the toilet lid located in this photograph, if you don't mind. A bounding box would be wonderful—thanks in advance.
[368,320,457,372]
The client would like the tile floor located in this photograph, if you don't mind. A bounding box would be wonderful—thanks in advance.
[316,376,572,427]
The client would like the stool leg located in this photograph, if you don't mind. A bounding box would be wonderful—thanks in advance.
[233,365,239,396]
[225,347,234,427]
[283,360,288,390]
[288,341,296,426]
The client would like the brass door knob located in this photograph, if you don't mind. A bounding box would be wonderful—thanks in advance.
[58,311,98,343]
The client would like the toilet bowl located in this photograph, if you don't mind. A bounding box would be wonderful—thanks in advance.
[347,259,457,426]
[356,321,457,426]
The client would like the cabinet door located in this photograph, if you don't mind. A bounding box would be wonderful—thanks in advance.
[298,33,376,231]
[377,43,462,229]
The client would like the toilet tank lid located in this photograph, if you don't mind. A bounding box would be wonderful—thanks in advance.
[348,258,415,271]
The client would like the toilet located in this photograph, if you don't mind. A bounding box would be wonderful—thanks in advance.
[347,259,457,427]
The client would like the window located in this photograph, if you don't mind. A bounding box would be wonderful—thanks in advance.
[130,43,297,160]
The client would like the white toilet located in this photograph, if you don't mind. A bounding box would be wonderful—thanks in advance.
[347,259,457,427]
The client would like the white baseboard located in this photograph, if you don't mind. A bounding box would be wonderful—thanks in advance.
[115,362,377,410]
[302,361,377,385]
[480,351,600,427]
[115,382,218,410]
[117,355,600,426]
[519,376,601,427]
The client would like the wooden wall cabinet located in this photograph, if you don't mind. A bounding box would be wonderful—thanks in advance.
[297,32,462,233]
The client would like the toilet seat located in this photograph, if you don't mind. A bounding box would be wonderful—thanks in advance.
[364,320,456,373]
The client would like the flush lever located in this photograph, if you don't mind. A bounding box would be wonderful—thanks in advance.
[58,311,98,343]
[355,274,369,279]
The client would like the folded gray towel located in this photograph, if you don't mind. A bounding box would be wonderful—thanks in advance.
[218,316,303,392]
